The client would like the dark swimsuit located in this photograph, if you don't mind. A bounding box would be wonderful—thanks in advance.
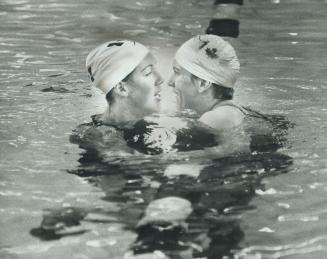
[210,100,293,152]
[123,118,218,155]
[71,114,219,155]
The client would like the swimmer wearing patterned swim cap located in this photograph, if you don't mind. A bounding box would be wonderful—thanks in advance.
[169,34,246,131]
[86,40,163,126]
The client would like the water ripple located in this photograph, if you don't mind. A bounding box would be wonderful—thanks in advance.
[235,235,327,259]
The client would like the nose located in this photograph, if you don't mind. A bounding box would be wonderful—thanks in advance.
[154,71,164,87]
[168,74,175,87]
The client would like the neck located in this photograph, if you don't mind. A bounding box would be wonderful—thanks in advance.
[103,100,145,127]
[191,92,222,116]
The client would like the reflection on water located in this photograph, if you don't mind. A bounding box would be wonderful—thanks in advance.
[1,0,327,258]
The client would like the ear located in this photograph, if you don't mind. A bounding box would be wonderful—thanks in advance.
[115,82,129,97]
[198,79,212,93]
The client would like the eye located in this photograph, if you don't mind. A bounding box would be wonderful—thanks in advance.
[143,66,153,76]
[173,68,180,75]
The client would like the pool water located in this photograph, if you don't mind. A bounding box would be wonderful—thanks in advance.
[1,0,327,258]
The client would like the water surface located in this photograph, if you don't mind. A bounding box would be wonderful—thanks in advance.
[1,0,327,258]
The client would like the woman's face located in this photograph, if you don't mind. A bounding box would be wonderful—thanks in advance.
[168,60,199,111]
[126,54,163,115]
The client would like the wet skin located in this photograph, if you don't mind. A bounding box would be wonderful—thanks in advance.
[124,53,163,116]
[168,60,200,112]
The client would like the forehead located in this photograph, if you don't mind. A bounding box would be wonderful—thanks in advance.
[135,53,156,71]
[173,59,190,75]
[172,59,180,69]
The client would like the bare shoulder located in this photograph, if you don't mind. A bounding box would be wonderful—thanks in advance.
[199,105,245,130]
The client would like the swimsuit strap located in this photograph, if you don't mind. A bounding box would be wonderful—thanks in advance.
[91,114,105,126]
[91,114,124,130]
[212,101,278,124]
[240,106,274,122]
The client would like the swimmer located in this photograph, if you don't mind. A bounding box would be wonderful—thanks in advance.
[86,40,163,126]
[169,34,245,131]
[70,40,164,154]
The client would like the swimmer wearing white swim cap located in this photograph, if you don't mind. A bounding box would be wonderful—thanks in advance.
[86,40,163,126]
[169,34,246,130]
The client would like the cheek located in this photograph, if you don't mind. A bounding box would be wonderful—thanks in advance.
[176,76,190,93]
[142,75,156,89]
[134,77,154,94]
[138,82,156,104]
[174,76,185,90]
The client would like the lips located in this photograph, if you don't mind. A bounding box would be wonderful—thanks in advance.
[154,91,161,101]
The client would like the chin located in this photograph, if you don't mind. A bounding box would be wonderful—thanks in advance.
[151,105,161,114]
[143,104,159,115]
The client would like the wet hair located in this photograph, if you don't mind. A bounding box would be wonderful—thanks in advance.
[105,71,133,105]
[105,89,115,105]
[212,83,234,100]
[191,74,234,100]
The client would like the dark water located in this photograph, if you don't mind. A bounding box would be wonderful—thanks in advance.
[1,0,327,258]
[29,112,292,259]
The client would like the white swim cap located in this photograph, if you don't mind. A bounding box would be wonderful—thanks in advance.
[86,40,150,94]
[175,35,240,89]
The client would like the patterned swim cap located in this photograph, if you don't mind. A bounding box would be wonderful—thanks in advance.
[175,35,240,88]
[86,40,149,94]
